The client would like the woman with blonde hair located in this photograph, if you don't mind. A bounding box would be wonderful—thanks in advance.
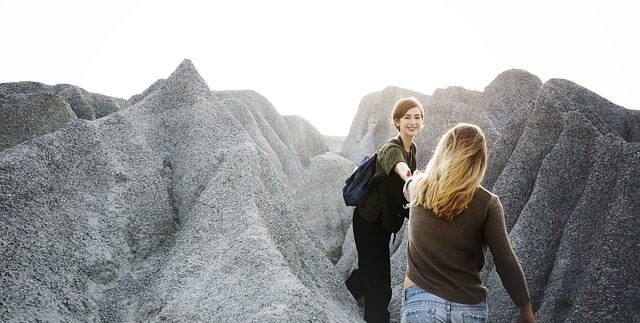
[401,123,535,323]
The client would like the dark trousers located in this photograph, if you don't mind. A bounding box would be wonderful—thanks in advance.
[346,208,391,323]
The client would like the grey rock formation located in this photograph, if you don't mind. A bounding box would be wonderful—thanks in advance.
[0,59,362,322]
[284,115,330,168]
[340,71,640,322]
[0,81,128,120]
[324,135,346,153]
[0,92,77,151]
[294,152,354,264]
[481,69,543,188]
[216,90,321,189]
[421,85,496,165]
[0,81,129,152]
[486,79,640,322]
[483,69,543,130]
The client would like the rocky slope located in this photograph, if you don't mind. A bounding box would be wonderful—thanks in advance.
[0,60,360,322]
[1,64,638,322]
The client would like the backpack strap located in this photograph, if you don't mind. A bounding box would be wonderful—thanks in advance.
[388,136,402,148]
[387,136,415,155]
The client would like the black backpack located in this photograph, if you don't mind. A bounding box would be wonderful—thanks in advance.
[342,138,402,206]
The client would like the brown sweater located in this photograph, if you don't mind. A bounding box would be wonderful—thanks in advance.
[403,183,530,307]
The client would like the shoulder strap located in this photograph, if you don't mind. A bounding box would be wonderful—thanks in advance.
[389,136,417,153]
[375,137,401,156]
[387,136,403,148]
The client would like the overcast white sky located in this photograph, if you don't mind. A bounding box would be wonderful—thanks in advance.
[1,0,638,135]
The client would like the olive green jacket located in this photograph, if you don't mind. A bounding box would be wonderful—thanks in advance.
[357,136,417,233]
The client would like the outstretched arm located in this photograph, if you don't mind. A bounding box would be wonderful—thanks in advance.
[393,161,412,182]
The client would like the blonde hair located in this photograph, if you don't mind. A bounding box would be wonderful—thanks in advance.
[391,97,424,131]
[411,123,487,220]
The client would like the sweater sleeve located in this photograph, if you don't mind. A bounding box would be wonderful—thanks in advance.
[377,144,406,176]
[403,178,414,202]
[482,195,531,307]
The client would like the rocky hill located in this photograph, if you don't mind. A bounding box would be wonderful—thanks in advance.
[1,62,638,322]
[0,82,128,152]
[0,60,359,322]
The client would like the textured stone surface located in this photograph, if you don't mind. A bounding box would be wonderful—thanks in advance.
[294,152,354,264]
[484,79,640,322]
[0,60,361,322]
[0,81,129,152]
[0,81,128,120]
[483,69,543,130]
[0,92,77,151]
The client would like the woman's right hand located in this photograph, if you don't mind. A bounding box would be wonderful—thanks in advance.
[516,303,535,323]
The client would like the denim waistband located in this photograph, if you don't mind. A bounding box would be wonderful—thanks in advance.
[403,285,487,310]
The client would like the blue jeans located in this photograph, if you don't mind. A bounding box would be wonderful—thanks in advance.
[400,285,488,323]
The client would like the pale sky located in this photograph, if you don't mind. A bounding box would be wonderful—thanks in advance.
[1,0,638,135]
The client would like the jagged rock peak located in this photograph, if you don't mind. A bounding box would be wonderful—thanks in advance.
[151,59,216,107]
[172,58,199,77]
[484,69,542,93]
[536,77,638,142]
[165,59,210,91]
[541,77,623,110]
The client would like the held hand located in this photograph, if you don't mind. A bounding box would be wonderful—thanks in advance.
[516,303,535,323]
[393,162,412,182]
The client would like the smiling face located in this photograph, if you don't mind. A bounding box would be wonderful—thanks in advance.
[394,106,423,139]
